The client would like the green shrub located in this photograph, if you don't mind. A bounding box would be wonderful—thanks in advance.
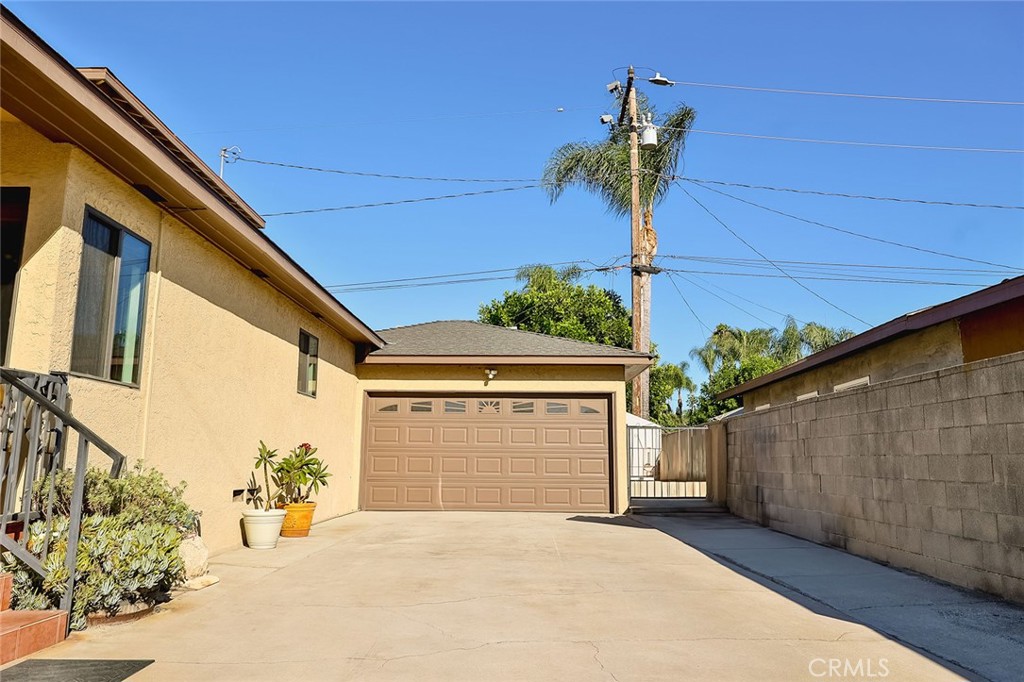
[1,463,196,629]
[31,462,198,534]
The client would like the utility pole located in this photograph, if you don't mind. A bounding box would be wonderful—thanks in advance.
[619,66,651,419]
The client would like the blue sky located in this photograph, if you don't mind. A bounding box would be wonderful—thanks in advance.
[11,1,1023,382]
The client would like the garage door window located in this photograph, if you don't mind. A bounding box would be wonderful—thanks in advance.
[511,400,535,414]
[545,401,569,415]
[477,400,501,414]
[410,400,433,412]
[377,402,399,413]
[444,400,467,414]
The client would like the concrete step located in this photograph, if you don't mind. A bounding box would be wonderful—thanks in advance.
[1,608,68,664]
[629,498,729,514]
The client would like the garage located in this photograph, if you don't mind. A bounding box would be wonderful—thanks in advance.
[362,394,611,511]
[355,321,653,515]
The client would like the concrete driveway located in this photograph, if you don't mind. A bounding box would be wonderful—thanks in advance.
[12,512,1021,680]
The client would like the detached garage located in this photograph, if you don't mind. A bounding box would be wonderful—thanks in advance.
[356,321,652,514]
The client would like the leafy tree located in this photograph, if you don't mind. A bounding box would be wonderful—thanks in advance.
[688,355,782,424]
[647,357,680,425]
[479,265,631,348]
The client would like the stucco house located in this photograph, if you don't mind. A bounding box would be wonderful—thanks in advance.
[0,8,651,555]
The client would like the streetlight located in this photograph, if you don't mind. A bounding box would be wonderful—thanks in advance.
[613,65,674,419]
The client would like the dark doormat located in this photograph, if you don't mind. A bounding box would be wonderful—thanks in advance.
[1,659,154,681]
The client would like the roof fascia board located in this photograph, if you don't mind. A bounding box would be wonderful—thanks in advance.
[360,355,653,366]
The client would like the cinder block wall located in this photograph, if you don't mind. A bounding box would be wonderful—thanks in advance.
[725,351,1024,602]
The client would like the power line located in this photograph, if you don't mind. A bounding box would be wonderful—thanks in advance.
[669,271,774,327]
[678,183,870,326]
[659,125,1024,154]
[262,185,540,217]
[685,181,1021,271]
[672,80,1024,106]
[239,156,1022,210]
[333,274,521,293]
[685,272,808,325]
[237,157,542,184]
[666,273,713,337]
[325,259,601,289]
[656,254,1022,276]
[659,267,995,287]
[670,176,1024,211]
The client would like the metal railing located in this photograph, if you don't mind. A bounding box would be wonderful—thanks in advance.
[1,368,126,619]
[628,425,708,499]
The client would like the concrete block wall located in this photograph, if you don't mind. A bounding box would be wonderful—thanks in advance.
[725,351,1024,602]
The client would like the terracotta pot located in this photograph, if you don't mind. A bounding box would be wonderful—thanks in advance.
[279,502,317,537]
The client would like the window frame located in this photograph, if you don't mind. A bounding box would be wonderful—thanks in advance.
[297,329,319,398]
[69,207,151,388]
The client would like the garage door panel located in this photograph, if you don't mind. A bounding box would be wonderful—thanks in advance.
[474,427,503,445]
[363,395,610,512]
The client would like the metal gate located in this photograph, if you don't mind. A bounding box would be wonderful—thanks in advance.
[628,425,708,499]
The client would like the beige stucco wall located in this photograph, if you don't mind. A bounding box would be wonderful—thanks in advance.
[2,111,363,554]
[357,364,631,513]
[745,321,964,409]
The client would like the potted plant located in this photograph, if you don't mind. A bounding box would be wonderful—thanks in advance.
[274,443,331,537]
[241,441,287,549]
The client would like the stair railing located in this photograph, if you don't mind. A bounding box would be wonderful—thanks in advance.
[1,367,126,618]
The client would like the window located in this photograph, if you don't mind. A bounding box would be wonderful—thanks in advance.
[511,400,534,414]
[478,400,501,414]
[444,400,467,414]
[377,402,399,413]
[410,400,433,413]
[298,330,318,396]
[71,210,150,385]
[545,401,569,415]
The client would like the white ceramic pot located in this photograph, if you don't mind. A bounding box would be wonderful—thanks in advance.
[242,508,287,549]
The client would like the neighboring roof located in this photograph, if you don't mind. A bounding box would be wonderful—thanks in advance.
[0,7,383,349]
[719,275,1024,401]
[626,413,662,428]
[364,321,653,377]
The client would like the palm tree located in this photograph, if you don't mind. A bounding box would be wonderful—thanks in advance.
[801,322,855,355]
[672,361,696,418]
[689,340,718,375]
[543,90,697,418]
[771,317,804,365]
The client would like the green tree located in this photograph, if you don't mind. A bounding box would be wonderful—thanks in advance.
[647,356,680,425]
[688,355,782,424]
[479,265,631,348]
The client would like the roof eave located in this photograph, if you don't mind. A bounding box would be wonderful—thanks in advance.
[360,354,653,379]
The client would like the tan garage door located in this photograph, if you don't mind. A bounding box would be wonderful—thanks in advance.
[362,395,611,512]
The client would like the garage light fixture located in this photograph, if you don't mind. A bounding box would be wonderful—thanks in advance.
[484,368,498,380]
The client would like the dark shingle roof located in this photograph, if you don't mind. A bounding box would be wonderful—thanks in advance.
[369,321,651,359]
